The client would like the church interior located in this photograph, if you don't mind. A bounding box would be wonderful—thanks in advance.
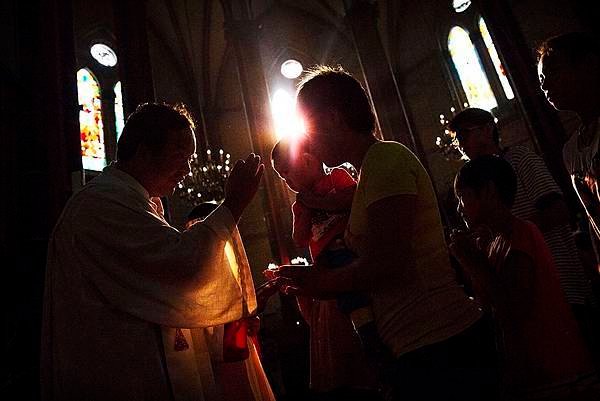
[2,0,599,399]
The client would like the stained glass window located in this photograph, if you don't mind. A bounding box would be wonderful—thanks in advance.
[77,68,106,171]
[448,26,497,111]
[114,81,124,141]
[479,18,514,100]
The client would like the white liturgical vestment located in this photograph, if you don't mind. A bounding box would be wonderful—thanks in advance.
[41,166,274,401]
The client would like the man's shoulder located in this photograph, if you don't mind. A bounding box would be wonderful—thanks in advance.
[504,145,552,173]
[505,144,534,155]
[71,174,125,202]
[503,144,537,163]
[62,174,139,220]
[51,185,102,237]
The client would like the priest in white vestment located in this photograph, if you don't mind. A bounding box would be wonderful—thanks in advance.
[41,103,275,401]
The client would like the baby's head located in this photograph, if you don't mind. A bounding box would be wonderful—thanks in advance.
[271,136,325,193]
[454,155,517,229]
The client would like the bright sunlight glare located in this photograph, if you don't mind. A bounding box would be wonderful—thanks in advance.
[270,88,304,141]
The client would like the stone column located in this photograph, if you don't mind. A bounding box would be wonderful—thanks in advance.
[1,0,79,396]
[344,0,422,156]
[112,0,155,116]
[221,0,295,264]
[101,89,117,162]
[479,0,578,211]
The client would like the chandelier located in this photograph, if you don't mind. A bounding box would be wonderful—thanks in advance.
[435,106,467,161]
[176,148,231,205]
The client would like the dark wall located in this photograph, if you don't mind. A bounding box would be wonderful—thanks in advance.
[0,1,79,399]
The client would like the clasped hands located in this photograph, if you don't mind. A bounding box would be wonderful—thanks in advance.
[448,225,492,271]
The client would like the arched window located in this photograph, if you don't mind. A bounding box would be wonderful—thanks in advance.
[448,26,497,111]
[444,1,516,113]
[479,17,514,100]
[77,68,106,171]
[114,81,124,141]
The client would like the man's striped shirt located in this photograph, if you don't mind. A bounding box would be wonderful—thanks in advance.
[504,145,595,306]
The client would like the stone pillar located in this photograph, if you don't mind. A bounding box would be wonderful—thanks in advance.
[101,89,117,162]
[1,0,79,397]
[222,1,295,264]
[479,0,578,212]
[344,0,422,156]
[41,0,82,222]
[112,0,155,116]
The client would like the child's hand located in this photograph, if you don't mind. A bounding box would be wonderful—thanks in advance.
[449,228,491,283]
[449,229,478,265]
[471,225,493,250]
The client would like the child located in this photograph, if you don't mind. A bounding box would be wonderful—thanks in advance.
[450,155,598,400]
[271,136,383,396]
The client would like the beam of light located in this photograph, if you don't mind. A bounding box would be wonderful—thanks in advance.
[270,88,304,141]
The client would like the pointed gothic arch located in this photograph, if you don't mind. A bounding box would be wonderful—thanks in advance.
[77,68,106,171]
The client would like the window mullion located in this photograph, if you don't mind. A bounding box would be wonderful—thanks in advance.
[470,30,506,107]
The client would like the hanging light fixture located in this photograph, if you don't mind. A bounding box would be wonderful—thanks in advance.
[90,43,118,67]
[280,59,303,79]
[176,149,231,205]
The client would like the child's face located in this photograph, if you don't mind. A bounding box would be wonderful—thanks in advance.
[274,155,321,193]
[455,187,483,230]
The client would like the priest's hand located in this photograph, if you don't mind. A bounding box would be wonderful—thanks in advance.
[224,153,264,221]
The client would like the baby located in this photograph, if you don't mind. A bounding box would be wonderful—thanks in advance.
[271,136,380,355]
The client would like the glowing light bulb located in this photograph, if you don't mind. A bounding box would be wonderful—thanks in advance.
[280,59,303,79]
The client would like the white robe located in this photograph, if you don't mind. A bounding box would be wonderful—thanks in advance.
[41,166,274,401]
